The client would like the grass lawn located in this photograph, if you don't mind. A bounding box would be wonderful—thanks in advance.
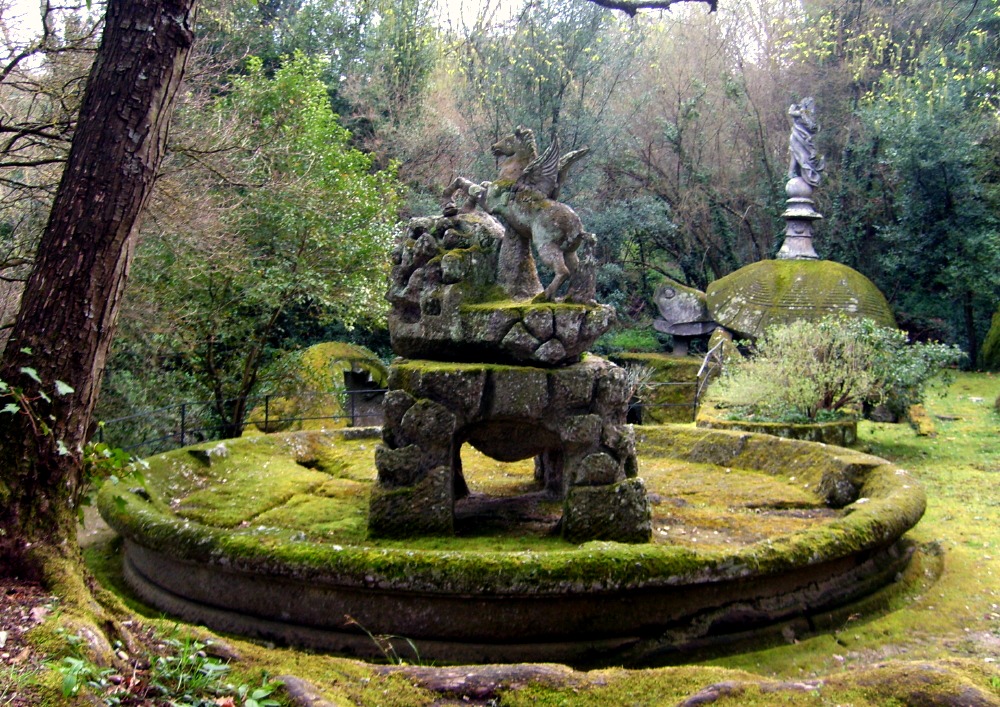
[8,372,999,706]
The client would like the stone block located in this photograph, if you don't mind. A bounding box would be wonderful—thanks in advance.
[534,339,567,365]
[572,452,620,486]
[594,365,631,418]
[562,479,651,544]
[368,467,455,538]
[374,444,424,487]
[382,390,415,432]
[562,414,603,446]
[490,368,549,418]
[523,308,554,340]
[401,400,456,447]
[550,366,596,411]
[440,251,467,284]
[410,367,487,422]
[501,322,541,358]
[601,423,635,459]
[553,309,585,352]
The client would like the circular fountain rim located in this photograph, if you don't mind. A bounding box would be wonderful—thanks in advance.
[97,425,926,665]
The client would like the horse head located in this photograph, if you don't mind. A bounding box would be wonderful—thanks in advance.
[491,126,538,161]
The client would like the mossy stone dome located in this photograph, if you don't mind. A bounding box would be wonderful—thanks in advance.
[979,306,1000,371]
[706,260,895,339]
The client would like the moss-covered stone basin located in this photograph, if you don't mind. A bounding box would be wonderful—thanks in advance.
[98,426,926,667]
[696,404,859,447]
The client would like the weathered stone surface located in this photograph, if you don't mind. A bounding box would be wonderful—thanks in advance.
[369,358,649,543]
[490,368,549,418]
[562,414,603,446]
[400,400,456,446]
[562,479,652,543]
[534,339,567,365]
[381,389,416,436]
[653,280,716,336]
[387,213,614,366]
[550,363,598,411]
[368,468,454,537]
[706,260,895,340]
[374,444,424,487]
[523,308,554,340]
[501,322,541,358]
[572,452,620,486]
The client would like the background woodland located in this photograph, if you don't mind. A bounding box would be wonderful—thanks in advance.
[3,0,999,436]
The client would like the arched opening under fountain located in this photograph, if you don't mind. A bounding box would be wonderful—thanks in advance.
[454,420,564,536]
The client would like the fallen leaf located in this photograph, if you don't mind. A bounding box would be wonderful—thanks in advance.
[29,606,49,623]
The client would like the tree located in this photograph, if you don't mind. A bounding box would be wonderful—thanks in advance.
[0,0,196,580]
[0,2,102,338]
[111,53,399,440]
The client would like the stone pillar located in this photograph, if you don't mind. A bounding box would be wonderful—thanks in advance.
[368,358,651,544]
[777,176,822,260]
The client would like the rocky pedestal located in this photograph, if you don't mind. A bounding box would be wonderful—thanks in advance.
[369,358,651,543]
[387,212,614,367]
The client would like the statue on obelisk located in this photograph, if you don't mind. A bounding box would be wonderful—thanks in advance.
[778,97,825,260]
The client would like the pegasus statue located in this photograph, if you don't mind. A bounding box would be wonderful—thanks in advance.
[443,126,592,303]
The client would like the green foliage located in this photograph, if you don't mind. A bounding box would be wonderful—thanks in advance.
[111,51,401,438]
[55,629,281,706]
[594,327,664,354]
[710,316,965,422]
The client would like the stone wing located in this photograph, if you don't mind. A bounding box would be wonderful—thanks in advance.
[516,136,560,197]
[553,147,590,200]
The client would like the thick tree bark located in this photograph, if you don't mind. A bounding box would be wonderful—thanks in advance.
[0,0,196,579]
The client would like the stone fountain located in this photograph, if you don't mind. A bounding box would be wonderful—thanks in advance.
[369,127,651,543]
[97,126,928,667]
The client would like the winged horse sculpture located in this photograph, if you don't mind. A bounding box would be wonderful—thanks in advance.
[443,127,592,303]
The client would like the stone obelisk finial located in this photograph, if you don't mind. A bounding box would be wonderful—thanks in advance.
[778,97,824,260]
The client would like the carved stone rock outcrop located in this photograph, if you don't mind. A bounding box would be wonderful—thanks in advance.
[387,212,614,367]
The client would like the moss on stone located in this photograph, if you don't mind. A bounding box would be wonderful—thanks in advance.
[610,352,701,423]
[979,305,1000,371]
[249,342,387,433]
[97,424,924,597]
[706,259,896,339]
[696,403,859,447]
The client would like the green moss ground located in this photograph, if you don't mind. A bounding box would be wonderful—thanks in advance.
[67,373,1000,704]
[702,372,1000,679]
[106,429,837,555]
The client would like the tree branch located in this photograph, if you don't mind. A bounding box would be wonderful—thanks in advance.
[584,0,716,16]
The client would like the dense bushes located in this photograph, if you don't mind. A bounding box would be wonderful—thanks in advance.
[709,316,964,422]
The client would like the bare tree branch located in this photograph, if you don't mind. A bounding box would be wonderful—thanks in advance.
[584,0,716,16]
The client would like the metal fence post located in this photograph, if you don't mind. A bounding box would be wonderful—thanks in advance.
[264,395,270,432]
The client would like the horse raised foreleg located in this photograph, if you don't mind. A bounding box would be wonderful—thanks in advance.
[443,177,484,215]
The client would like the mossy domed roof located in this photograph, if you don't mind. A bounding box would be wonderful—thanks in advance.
[979,306,1000,371]
[706,260,895,339]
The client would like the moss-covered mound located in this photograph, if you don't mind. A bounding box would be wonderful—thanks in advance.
[979,306,1000,371]
[97,426,926,665]
[250,342,387,432]
[706,260,895,339]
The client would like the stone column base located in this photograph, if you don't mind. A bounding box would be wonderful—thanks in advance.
[369,357,651,544]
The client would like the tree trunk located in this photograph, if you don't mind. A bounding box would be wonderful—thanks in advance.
[0,0,196,580]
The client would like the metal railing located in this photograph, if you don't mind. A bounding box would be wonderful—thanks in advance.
[96,388,386,456]
[98,350,729,457]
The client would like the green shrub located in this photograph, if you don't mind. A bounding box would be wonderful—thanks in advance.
[710,315,964,422]
[594,327,664,354]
